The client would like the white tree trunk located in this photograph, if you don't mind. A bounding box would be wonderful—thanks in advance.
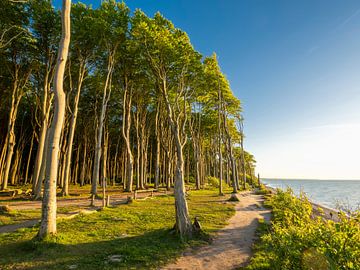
[38,0,71,239]
[1,83,21,190]
[161,79,192,238]
[32,73,52,196]
[122,85,134,192]
[62,65,85,196]
[91,55,114,196]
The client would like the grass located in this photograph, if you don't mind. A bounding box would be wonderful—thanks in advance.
[0,187,235,269]
[0,206,81,226]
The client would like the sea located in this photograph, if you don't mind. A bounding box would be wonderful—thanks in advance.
[262,179,360,211]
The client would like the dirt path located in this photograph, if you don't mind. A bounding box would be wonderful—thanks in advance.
[163,191,271,270]
[0,190,166,211]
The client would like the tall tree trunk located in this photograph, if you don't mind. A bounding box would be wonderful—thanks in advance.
[218,83,223,195]
[1,81,22,190]
[62,63,86,196]
[24,131,35,184]
[239,120,247,189]
[38,0,71,239]
[91,54,114,196]
[34,130,50,200]
[80,138,87,187]
[101,129,108,207]
[135,114,140,190]
[223,119,237,193]
[154,104,160,189]
[161,79,192,238]
[73,144,80,185]
[122,83,133,192]
[32,70,52,195]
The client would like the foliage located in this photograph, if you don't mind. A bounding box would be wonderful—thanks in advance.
[247,189,360,270]
[255,184,271,195]
[206,176,229,188]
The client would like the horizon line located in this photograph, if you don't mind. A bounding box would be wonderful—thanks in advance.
[260,177,360,181]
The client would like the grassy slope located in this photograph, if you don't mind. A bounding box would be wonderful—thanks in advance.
[0,187,234,270]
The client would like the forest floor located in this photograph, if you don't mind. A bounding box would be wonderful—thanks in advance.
[163,191,271,270]
[0,185,167,229]
[0,186,241,269]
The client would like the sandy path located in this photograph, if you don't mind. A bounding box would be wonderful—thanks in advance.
[0,190,166,211]
[163,191,271,270]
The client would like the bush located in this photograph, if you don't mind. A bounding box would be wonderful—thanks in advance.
[187,176,195,184]
[255,184,271,195]
[206,176,228,188]
[247,188,360,270]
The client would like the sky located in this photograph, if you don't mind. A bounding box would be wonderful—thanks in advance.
[54,0,360,180]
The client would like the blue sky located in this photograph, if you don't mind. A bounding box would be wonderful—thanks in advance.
[55,0,360,179]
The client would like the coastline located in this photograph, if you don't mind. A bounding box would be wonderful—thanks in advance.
[264,184,340,221]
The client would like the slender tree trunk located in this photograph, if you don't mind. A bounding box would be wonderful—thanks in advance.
[91,54,114,196]
[34,130,50,200]
[32,72,52,195]
[73,145,80,185]
[154,105,160,189]
[24,131,35,184]
[240,121,247,189]
[62,64,86,195]
[161,78,192,238]
[38,0,71,239]
[218,84,223,195]
[135,117,140,190]
[122,83,133,192]
[80,138,87,186]
[186,145,190,184]
[1,83,21,190]
[101,130,108,207]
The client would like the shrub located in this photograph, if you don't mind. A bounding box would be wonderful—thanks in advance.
[255,184,271,195]
[206,176,228,188]
[247,189,360,270]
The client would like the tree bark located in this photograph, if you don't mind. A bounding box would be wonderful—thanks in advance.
[217,82,224,195]
[62,63,86,196]
[91,54,114,196]
[161,78,192,238]
[32,65,53,196]
[1,79,23,190]
[24,131,35,184]
[122,82,134,192]
[154,104,161,189]
[38,0,71,239]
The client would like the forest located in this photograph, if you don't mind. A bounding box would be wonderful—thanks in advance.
[0,0,257,240]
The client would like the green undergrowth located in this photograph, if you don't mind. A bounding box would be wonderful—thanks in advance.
[0,187,235,269]
[246,188,360,270]
[255,184,272,195]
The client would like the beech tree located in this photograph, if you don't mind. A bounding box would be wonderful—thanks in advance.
[29,0,59,199]
[131,11,203,237]
[38,0,71,239]
[91,1,129,196]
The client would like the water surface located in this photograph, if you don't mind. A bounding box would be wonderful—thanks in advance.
[262,179,360,211]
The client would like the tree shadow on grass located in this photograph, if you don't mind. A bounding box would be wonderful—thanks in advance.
[0,228,207,270]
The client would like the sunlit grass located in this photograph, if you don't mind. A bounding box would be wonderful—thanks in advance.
[0,186,235,269]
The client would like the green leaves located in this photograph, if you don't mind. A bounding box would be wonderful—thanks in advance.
[247,189,360,270]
